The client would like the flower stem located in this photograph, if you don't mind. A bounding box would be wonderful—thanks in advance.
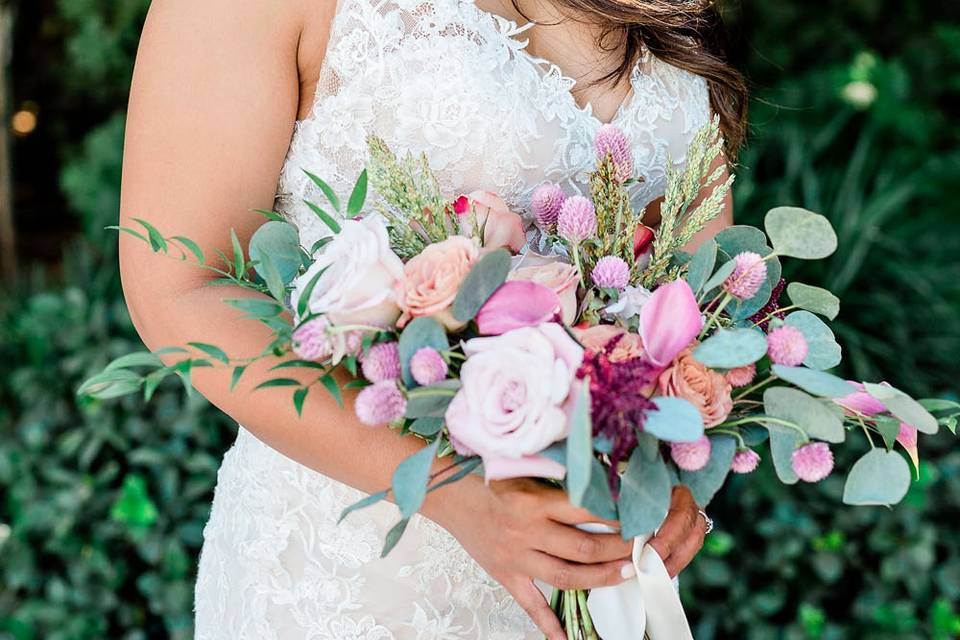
[576,590,598,639]
[698,292,733,340]
[733,375,776,401]
[564,590,577,640]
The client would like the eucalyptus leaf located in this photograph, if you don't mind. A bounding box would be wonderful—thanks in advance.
[699,260,736,298]
[842,448,912,506]
[104,352,164,371]
[863,383,938,435]
[764,387,845,443]
[643,397,704,443]
[787,283,840,320]
[381,518,410,557]
[693,328,768,369]
[766,423,805,484]
[580,458,618,521]
[715,225,771,256]
[405,380,461,418]
[451,249,512,322]
[338,490,389,524]
[250,221,302,285]
[78,369,143,399]
[785,311,842,370]
[873,416,902,450]
[686,239,717,295]
[764,207,838,260]
[566,383,593,508]
[409,417,444,437]
[619,442,672,538]
[392,439,440,518]
[398,317,449,387]
[771,365,856,398]
[678,435,736,506]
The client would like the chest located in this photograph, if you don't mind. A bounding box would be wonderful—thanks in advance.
[280,0,711,244]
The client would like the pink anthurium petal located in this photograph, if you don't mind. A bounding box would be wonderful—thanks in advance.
[639,279,703,368]
[482,454,567,483]
[834,381,887,416]
[476,280,562,335]
[896,423,921,476]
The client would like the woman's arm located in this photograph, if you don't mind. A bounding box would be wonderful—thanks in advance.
[120,2,645,637]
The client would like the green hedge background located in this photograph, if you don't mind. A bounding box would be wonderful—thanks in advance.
[1,1,959,638]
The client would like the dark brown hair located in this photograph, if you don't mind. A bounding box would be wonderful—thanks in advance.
[515,0,748,159]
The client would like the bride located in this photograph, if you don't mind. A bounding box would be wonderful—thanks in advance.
[119,0,746,637]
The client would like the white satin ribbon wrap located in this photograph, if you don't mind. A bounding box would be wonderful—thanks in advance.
[544,523,694,640]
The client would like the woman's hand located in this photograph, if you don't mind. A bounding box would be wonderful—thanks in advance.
[432,477,635,640]
[648,485,709,577]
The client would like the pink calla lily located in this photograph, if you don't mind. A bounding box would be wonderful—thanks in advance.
[639,279,703,368]
[482,454,567,483]
[835,381,922,476]
[476,281,561,335]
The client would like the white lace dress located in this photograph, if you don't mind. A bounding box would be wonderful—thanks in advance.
[193,0,711,636]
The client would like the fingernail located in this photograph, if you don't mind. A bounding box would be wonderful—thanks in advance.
[620,563,636,579]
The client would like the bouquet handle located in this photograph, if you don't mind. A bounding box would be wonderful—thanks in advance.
[562,524,695,640]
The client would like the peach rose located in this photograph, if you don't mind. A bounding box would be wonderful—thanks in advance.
[396,236,479,330]
[574,325,644,363]
[508,256,580,324]
[658,347,733,427]
[460,191,526,253]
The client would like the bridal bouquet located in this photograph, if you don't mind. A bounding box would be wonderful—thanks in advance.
[81,119,959,640]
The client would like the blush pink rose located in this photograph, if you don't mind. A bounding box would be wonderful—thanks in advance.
[445,323,584,482]
[396,236,479,330]
[658,347,733,428]
[574,325,645,363]
[508,256,580,324]
[459,191,526,253]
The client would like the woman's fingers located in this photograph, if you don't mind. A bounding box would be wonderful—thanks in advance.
[662,520,707,577]
[536,521,634,564]
[508,577,565,640]
[648,485,699,560]
[545,491,622,530]
[528,550,634,590]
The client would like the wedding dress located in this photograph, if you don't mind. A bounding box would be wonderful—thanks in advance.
[193,0,710,636]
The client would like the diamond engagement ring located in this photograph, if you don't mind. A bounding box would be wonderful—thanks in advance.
[697,509,714,535]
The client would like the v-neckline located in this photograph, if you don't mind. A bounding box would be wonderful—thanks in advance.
[461,0,640,127]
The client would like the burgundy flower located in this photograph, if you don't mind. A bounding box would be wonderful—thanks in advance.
[576,335,658,489]
[749,278,787,330]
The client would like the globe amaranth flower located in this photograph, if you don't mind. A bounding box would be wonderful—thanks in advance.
[354,381,407,426]
[731,449,761,474]
[557,196,597,242]
[725,363,757,388]
[767,325,808,366]
[410,347,448,386]
[531,183,567,229]
[791,442,834,482]
[670,436,712,472]
[595,124,634,183]
[723,251,767,300]
[360,342,401,383]
[591,255,631,290]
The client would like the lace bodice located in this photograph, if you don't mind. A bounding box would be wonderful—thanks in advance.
[276,0,710,252]
[195,0,711,637]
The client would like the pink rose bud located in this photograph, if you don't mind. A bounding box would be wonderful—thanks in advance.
[410,347,449,386]
[292,317,334,362]
[453,195,470,216]
[670,435,712,472]
[595,124,634,183]
[591,255,631,290]
[767,325,808,366]
[726,363,757,388]
[633,224,655,259]
[731,449,761,474]
[791,442,834,483]
[360,342,401,383]
[723,251,768,300]
[531,183,567,229]
[355,381,407,426]
[557,196,597,242]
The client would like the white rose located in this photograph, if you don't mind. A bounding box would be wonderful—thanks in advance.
[292,215,404,327]
[604,285,653,322]
[445,324,584,474]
